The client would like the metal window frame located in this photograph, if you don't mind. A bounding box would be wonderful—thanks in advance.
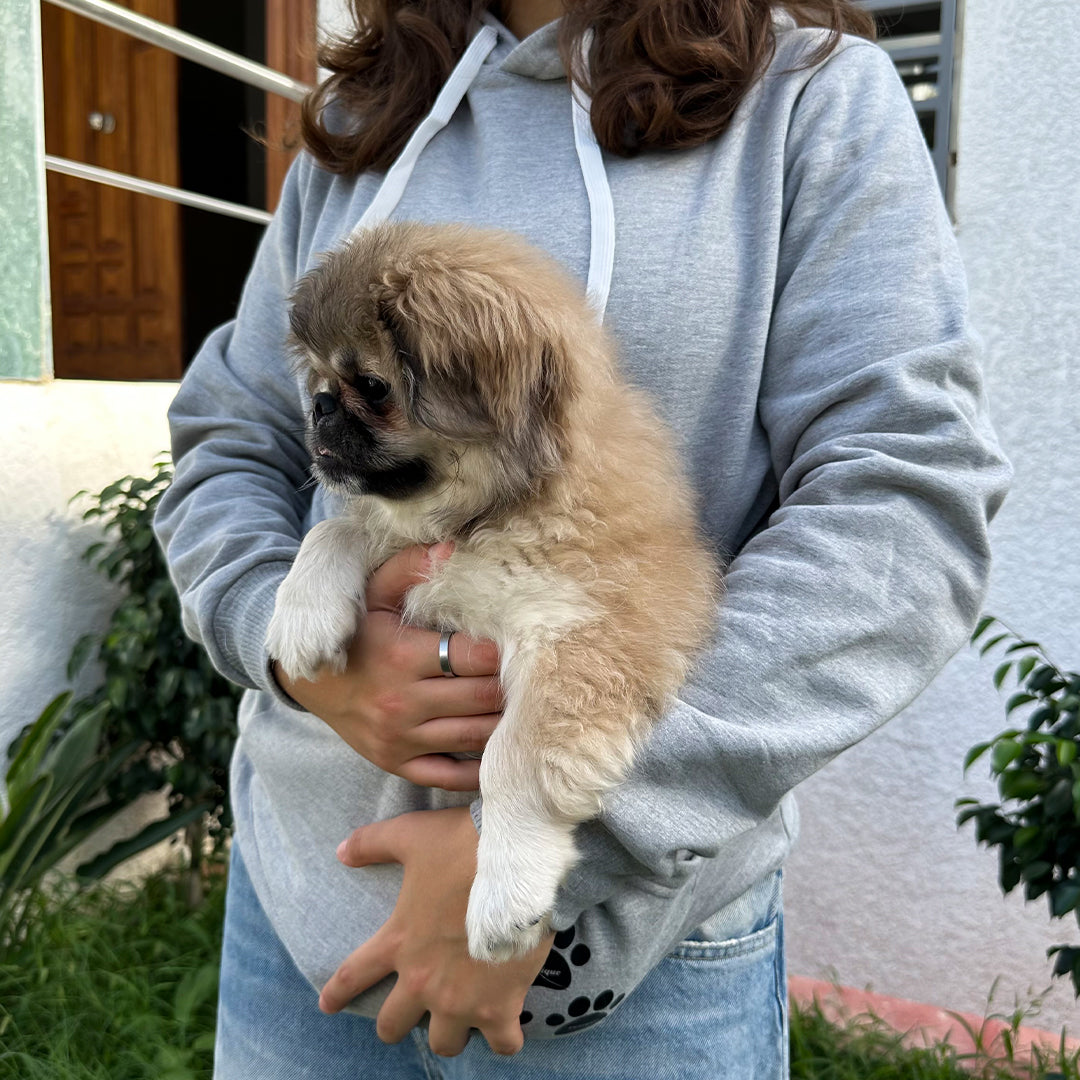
[859,0,960,201]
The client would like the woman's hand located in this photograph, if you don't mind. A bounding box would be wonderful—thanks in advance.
[273,545,502,791]
[319,806,553,1057]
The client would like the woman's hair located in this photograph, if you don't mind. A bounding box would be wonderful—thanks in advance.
[301,1,876,175]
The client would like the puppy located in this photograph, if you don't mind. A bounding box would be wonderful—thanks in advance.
[266,222,720,962]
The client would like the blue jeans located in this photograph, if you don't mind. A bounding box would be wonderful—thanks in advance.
[215,842,788,1079]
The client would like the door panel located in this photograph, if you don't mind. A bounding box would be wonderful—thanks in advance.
[42,0,182,380]
[265,0,317,213]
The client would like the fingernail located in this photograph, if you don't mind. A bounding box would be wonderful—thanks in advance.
[336,840,348,862]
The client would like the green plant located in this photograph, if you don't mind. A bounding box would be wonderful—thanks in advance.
[4,461,241,908]
[66,460,241,894]
[0,693,130,935]
[0,864,226,1080]
[790,993,1079,1080]
[959,616,1080,996]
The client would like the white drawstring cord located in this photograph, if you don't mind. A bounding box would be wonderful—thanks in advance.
[571,30,615,323]
[349,25,499,238]
[349,20,615,324]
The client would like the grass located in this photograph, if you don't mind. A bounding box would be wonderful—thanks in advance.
[0,865,1076,1079]
[790,994,1079,1080]
[0,868,226,1080]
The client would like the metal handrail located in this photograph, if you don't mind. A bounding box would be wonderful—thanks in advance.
[40,0,307,223]
[45,155,273,225]
[43,0,311,102]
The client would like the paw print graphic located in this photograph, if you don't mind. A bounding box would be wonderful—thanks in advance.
[519,927,625,1035]
[531,927,591,990]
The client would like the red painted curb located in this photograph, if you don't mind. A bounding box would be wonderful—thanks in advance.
[789,975,1079,1063]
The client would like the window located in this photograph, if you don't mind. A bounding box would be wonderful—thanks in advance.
[35,0,315,382]
[859,0,960,200]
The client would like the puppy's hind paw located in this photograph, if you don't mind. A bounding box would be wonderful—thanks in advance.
[466,882,551,964]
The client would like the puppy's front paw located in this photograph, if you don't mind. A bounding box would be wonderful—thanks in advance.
[466,874,551,964]
[266,574,359,683]
[465,815,577,963]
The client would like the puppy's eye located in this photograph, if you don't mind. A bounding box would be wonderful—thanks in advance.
[354,375,391,405]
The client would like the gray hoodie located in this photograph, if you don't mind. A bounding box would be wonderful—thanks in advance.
[154,12,1011,1035]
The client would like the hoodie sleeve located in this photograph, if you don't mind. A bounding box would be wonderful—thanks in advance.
[547,42,1011,934]
[153,154,315,702]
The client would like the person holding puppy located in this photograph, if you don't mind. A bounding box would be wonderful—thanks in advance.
[155,0,1011,1076]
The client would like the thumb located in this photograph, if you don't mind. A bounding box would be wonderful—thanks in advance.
[336,813,422,868]
[365,542,454,613]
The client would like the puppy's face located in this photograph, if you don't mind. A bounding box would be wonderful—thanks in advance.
[288,223,586,527]
[289,281,442,503]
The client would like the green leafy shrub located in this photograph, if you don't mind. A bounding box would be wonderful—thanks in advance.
[4,461,240,907]
[959,616,1080,996]
[67,460,242,888]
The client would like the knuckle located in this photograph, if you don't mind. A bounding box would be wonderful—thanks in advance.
[476,679,503,710]
[476,639,500,669]
[371,690,407,724]
[383,927,407,955]
[399,969,430,999]
[470,1004,499,1027]
[361,735,394,772]
[432,992,464,1018]
[459,723,490,754]
[333,960,358,990]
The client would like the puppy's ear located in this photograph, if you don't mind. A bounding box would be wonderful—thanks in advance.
[375,282,497,442]
[291,250,368,352]
[378,266,577,459]
[288,270,317,347]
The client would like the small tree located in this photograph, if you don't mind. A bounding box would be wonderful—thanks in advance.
[66,460,241,903]
[958,617,1080,995]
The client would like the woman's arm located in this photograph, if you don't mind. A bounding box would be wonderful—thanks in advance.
[537,40,1011,945]
[154,157,503,783]
[154,154,313,698]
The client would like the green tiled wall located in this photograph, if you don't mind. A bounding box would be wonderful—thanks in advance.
[0,0,51,381]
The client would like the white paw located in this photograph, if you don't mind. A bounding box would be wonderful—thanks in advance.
[266,575,359,683]
[466,873,552,964]
[465,816,577,963]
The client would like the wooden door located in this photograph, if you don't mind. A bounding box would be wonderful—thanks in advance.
[42,0,182,380]
[265,0,317,213]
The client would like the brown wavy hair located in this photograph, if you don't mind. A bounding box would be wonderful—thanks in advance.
[302,1,875,176]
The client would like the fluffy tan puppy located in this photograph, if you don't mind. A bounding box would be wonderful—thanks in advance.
[266,222,720,962]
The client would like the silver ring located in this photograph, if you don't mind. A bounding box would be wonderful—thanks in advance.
[439,630,457,677]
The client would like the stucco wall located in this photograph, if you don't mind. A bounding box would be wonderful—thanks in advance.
[0,382,176,753]
[784,0,1080,1033]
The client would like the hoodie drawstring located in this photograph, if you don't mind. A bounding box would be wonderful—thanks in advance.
[348,21,614,324]
[572,30,614,320]
[349,25,500,236]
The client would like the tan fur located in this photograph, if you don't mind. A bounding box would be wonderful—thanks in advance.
[268,222,721,961]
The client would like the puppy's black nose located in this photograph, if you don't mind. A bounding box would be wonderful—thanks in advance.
[312,392,339,421]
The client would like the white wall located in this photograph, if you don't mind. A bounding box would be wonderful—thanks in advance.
[785,0,1080,1033]
[0,382,176,753]
[317,0,353,44]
